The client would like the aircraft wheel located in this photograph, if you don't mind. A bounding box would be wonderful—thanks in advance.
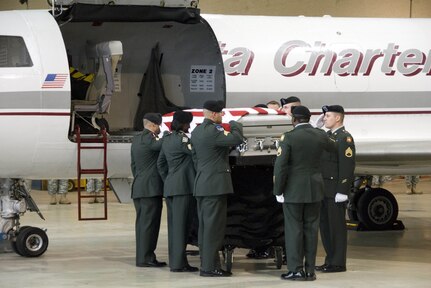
[11,226,31,256]
[15,227,49,257]
[357,188,398,230]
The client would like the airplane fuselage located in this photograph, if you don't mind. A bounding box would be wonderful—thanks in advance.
[1,7,431,180]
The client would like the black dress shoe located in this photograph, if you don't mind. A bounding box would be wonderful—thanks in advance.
[305,272,316,281]
[280,270,305,281]
[315,264,328,271]
[137,260,167,267]
[322,265,346,273]
[200,269,232,277]
[170,265,199,272]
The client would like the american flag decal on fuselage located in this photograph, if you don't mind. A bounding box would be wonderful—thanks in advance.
[41,73,68,88]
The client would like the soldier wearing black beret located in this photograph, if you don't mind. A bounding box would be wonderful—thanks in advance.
[157,110,198,272]
[191,100,244,277]
[274,105,335,281]
[280,96,301,116]
[316,105,356,273]
[203,100,225,112]
[131,112,166,268]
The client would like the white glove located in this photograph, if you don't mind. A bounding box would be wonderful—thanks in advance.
[276,194,285,203]
[335,193,348,203]
[314,113,325,128]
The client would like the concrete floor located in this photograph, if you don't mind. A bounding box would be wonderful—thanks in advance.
[1,177,430,287]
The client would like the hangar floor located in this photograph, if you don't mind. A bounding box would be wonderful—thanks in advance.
[1,177,430,288]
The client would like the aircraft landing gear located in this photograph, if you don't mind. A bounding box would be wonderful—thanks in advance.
[347,176,404,231]
[0,178,49,257]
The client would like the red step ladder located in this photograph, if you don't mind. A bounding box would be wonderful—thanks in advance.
[75,126,108,220]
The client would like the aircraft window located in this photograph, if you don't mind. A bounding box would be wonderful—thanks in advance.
[0,36,33,68]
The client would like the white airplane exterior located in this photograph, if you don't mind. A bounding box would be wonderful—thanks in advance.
[1,0,431,253]
[0,5,430,180]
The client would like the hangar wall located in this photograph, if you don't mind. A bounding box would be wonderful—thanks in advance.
[0,0,430,18]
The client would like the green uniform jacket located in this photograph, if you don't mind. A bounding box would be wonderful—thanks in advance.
[273,123,336,203]
[321,126,356,198]
[191,119,244,197]
[130,129,163,199]
[157,131,195,197]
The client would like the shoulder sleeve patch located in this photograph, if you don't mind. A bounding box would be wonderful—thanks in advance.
[187,144,192,151]
[346,136,353,143]
[215,125,224,132]
[280,134,285,142]
[277,147,282,156]
[182,136,188,143]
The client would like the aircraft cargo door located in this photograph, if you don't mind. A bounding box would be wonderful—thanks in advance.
[59,4,225,134]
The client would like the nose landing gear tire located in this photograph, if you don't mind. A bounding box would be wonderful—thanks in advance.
[14,226,49,257]
[10,226,30,256]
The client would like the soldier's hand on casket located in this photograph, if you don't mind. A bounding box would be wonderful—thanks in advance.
[335,193,348,203]
[276,194,284,203]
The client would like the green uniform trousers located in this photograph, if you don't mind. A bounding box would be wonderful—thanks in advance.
[196,195,227,271]
[283,202,321,273]
[319,198,347,267]
[166,194,195,269]
[133,196,163,265]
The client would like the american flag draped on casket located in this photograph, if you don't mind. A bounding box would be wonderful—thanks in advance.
[161,107,286,134]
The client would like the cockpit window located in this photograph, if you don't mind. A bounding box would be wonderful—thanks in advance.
[0,36,33,67]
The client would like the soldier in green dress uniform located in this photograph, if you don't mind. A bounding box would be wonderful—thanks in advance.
[157,111,199,273]
[273,105,335,281]
[130,113,166,268]
[191,100,244,277]
[316,105,356,273]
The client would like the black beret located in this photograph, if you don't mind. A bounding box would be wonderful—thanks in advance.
[322,105,344,114]
[291,105,311,118]
[173,110,193,124]
[280,96,301,106]
[254,104,268,108]
[203,100,224,112]
[143,113,162,125]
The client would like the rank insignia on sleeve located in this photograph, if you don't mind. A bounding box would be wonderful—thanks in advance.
[182,137,188,143]
[346,137,352,143]
[345,147,353,157]
[187,144,192,150]
[277,147,282,156]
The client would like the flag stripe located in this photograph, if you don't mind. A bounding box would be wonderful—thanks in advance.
[161,107,286,134]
